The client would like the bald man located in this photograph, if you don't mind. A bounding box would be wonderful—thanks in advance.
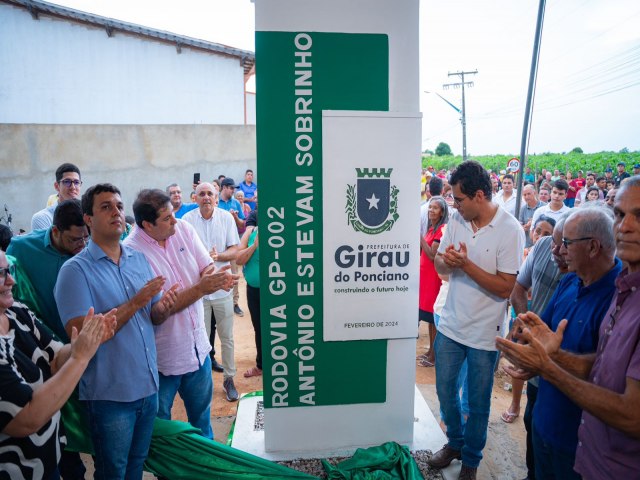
[182,183,240,402]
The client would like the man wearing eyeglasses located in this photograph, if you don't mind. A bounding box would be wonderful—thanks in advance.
[498,179,640,479]
[497,206,622,479]
[7,199,89,480]
[428,161,525,479]
[31,163,83,231]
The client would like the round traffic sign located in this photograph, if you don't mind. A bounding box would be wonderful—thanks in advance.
[507,158,520,173]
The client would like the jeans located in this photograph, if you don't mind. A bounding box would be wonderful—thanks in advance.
[434,315,469,422]
[524,383,538,479]
[435,333,498,468]
[203,295,236,378]
[85,393,158,480]
[532,424,581,480]
[157,356,214,439]
[246,285,262,370]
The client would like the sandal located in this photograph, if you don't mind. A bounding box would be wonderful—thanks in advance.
[500,410,519,423]
[243,366,263,378]
[419,358,435,367]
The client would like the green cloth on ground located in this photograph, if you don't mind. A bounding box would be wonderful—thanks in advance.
[322,442,424,480]
[144,418,317,479]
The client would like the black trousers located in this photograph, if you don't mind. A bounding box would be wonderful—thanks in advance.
[246,285,262,370]
[524,382,538,479]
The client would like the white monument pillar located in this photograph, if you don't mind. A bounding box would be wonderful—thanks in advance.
[255,0,422,454]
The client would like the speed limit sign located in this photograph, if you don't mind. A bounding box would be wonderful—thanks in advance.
[507,158,520,173]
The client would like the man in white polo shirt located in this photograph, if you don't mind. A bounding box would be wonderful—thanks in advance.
[428,161,524,479]
[492,173,518,217]
[531,179,572,227]
[183,182,240,402]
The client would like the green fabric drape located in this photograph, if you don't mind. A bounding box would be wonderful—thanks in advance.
[61,393,94,454]
[6,254,42,321]
[144,418,317,479]
[322,442,424,480]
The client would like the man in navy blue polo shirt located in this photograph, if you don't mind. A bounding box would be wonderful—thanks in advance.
[500,206,621,479]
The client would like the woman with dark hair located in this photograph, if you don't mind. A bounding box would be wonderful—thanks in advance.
[418,196,449,367]
[0,225,12,252]
[529,214,555,248]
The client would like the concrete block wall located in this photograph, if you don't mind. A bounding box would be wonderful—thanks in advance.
[0,124,256,232]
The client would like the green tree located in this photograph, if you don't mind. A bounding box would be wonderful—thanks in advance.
[570,147,583,154]
[435,142,452,156]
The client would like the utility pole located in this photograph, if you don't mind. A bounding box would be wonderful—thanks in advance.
[443,70,477,161]
[515,0,546,217]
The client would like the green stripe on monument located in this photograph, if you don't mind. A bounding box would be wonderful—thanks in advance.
[257,32,389,408]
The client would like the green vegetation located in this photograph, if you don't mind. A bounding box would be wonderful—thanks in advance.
[422,151,640,175]
[435,142,452,157]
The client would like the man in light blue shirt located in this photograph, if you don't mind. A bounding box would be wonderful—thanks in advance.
[167,183,198,219]
[55,183,176,480]
[238,169,258,210]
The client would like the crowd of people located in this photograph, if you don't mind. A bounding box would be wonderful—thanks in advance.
[419,160,639,479]
[0,164,261,479]
[0,157,638,480]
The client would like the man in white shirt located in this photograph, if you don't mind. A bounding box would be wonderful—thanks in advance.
[31,163,83,231]
[428,161,524,479]
[183,183,241,402]
[493,173,518,217]
[531,179,572,226]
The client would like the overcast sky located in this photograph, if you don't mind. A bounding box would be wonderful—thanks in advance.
[53,0,640,156]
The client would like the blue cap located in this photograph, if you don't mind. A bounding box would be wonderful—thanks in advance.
[634,163,640,169]
[605,168,613,172]
[617,162,626,167]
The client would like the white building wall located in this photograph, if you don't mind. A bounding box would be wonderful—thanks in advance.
[0,3,246,124]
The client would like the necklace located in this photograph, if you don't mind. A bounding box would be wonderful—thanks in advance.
[471,219,480,232]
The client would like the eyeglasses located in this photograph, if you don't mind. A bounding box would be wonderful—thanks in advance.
[60,179,83,188]
[561,237,593,248]
[0,264,16,286]
[63,233,90,245]
[452,196,471,206]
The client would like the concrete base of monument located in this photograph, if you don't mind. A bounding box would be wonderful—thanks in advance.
[230,385,460,479]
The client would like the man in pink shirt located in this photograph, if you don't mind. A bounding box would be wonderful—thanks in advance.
[125,189,234,439]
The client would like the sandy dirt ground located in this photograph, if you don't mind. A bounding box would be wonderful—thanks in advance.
[85,278,529,479]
